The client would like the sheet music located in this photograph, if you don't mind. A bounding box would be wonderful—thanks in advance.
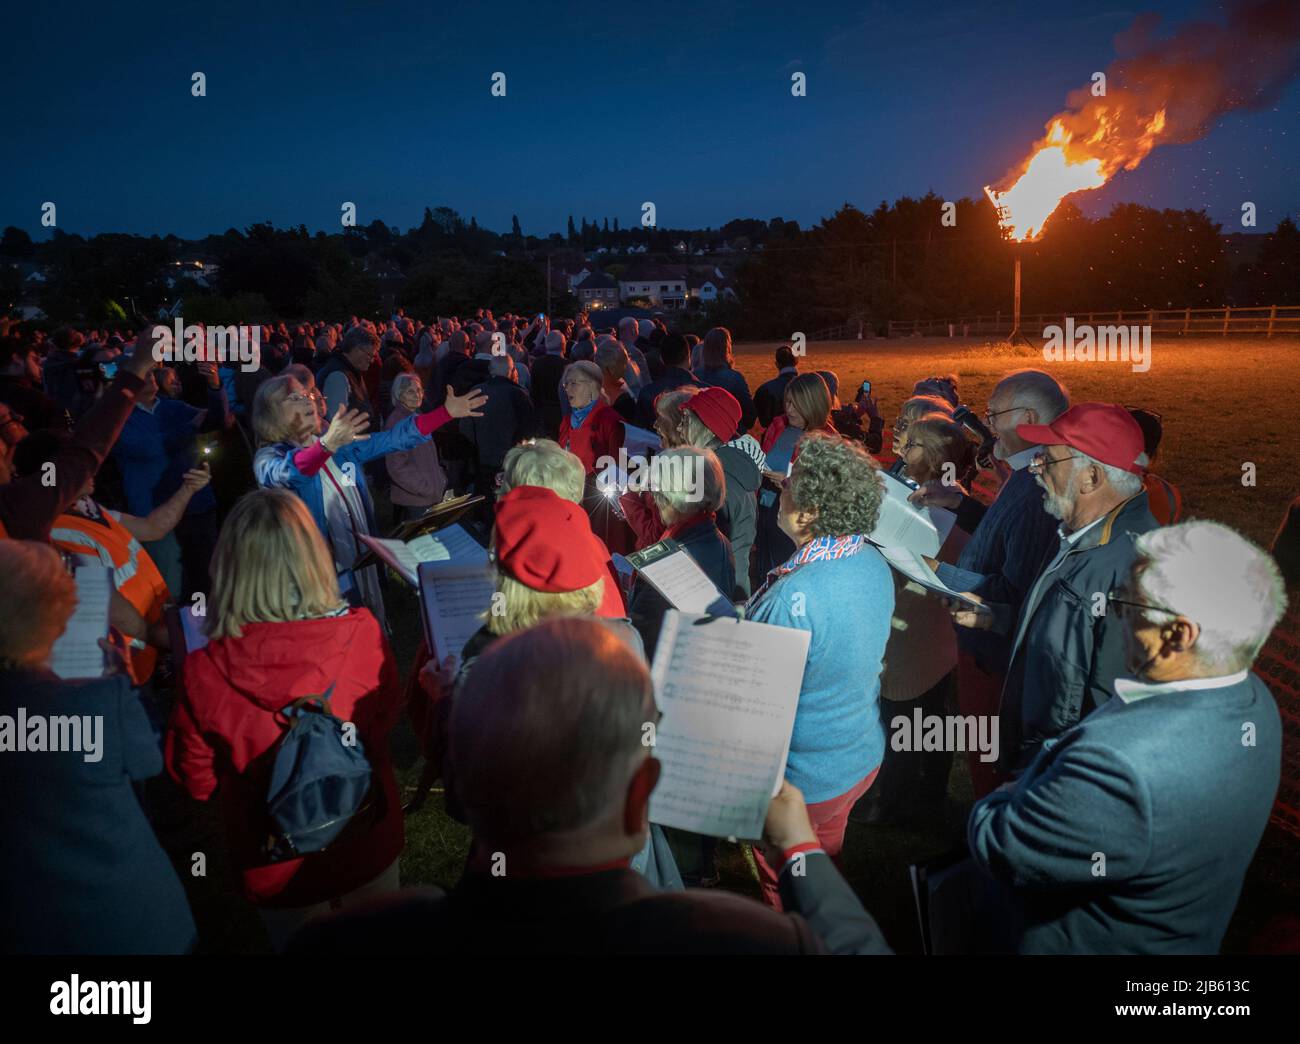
[875,544,985,610]
[638,549,728,613]
[648,611,811,840]
[870,471,956,558]
[360,523,487,586]
[408,523,487,566]
[50,563,112,680]
[417,562,495,670]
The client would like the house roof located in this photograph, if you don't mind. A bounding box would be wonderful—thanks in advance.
[619,261,688,283]
[575,271,619,290]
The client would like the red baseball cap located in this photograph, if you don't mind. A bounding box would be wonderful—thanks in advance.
[1016,402,1146,474]
[493,486,608,593]
[682,386,742,442]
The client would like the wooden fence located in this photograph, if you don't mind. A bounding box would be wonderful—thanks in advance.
[884,305,1300,339]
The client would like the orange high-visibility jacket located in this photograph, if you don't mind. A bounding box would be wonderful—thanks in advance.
[50,508,170,681]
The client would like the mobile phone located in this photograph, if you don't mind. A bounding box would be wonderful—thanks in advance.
[99,362,118,379]
[860,379,871,395]
[536,313,545,322]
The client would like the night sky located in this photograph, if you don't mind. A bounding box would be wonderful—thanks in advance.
[3,0,1296,239]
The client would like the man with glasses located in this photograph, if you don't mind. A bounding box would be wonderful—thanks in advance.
[949,402,1158,774]
[914,369,1068,797]
[967,520,1284,953]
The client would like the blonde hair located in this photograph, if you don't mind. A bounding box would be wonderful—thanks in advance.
[499,439,585,504]
[0,541,76,666]
[905,413,976,487]
[784,372,832,431]
[207,489,345,639]
[484,572,604,636]
[252,374,303,445]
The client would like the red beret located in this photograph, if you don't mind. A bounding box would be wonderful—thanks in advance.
[682,386,742,442]
[493,486,608,593]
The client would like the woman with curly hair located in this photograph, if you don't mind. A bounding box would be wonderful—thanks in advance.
[745,432,894,908]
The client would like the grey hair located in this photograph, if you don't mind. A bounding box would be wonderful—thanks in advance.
[562,360,602,388]
[1073,452,1144,499]
[595,342,628,379]
[489,355,515,379]
[788,432,883,538]
[650,446,725,522]
[391,372,422,402]
[1134,521,1287,674]
[500,439,585,504]
[995,368,1070,423]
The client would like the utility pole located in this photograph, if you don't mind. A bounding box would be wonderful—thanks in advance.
[546,254,552,315]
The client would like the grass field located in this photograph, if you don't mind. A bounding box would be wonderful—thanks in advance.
[162,335,1300,954]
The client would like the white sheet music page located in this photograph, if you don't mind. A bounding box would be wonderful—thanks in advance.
[409,523,488,566]
[637,549,727,613]
[870,471,956,558]
[50,563,113,680]
[417,561,495,671]
[648,611,811,840]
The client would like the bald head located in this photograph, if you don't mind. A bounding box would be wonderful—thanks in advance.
[450,619,655,848]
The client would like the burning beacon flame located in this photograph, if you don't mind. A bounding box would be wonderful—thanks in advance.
[985,108,1166,242]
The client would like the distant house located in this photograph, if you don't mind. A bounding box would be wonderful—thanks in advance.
[618,262,687,309]
[555,264,592,293]
[687,265,738,304]
[574,271,620,311]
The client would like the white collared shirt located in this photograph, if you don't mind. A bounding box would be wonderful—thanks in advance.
[1113,670,1249,704]
[1004,444,1042,471]
[1061,511,1107,545]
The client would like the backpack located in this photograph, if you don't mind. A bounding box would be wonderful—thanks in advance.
[262,686,375,863]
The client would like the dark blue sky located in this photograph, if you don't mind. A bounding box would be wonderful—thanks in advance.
[3,0,1296,239]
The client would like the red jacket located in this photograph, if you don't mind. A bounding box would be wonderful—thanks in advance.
[166,609,405,908]
[559,401,624,474]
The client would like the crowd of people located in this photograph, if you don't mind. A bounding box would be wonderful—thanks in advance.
[0,307,1295,955]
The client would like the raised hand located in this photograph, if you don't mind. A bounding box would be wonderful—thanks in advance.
[321,405,371,452]
[444,386,487,419]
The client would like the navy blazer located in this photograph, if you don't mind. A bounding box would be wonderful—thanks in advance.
[0,668,196,954]
[969,672,1280,954]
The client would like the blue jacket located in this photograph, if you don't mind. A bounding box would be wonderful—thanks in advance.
[254,413,430,540]
[111,388,229,517]
[998,492,1159,771]
[969,672,1280,954]
[935,465,1060,674]
[746,543,894,802]
[0,668,197,954]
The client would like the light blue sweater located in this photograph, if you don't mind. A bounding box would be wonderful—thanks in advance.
[746,544,894,803]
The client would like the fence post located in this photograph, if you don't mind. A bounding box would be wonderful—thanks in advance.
[1268,304,1277,339]
[1222,307,1231,336]
[1183,307,1190,335]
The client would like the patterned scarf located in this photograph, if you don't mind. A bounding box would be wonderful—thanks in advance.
[747,533,867,608]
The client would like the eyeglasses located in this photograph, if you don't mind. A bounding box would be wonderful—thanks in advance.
[1029,452,1081,472]
[984,405,1025,424]
[285,393,313,404]
[1106,588,1179,619]
[892,418,911,433]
